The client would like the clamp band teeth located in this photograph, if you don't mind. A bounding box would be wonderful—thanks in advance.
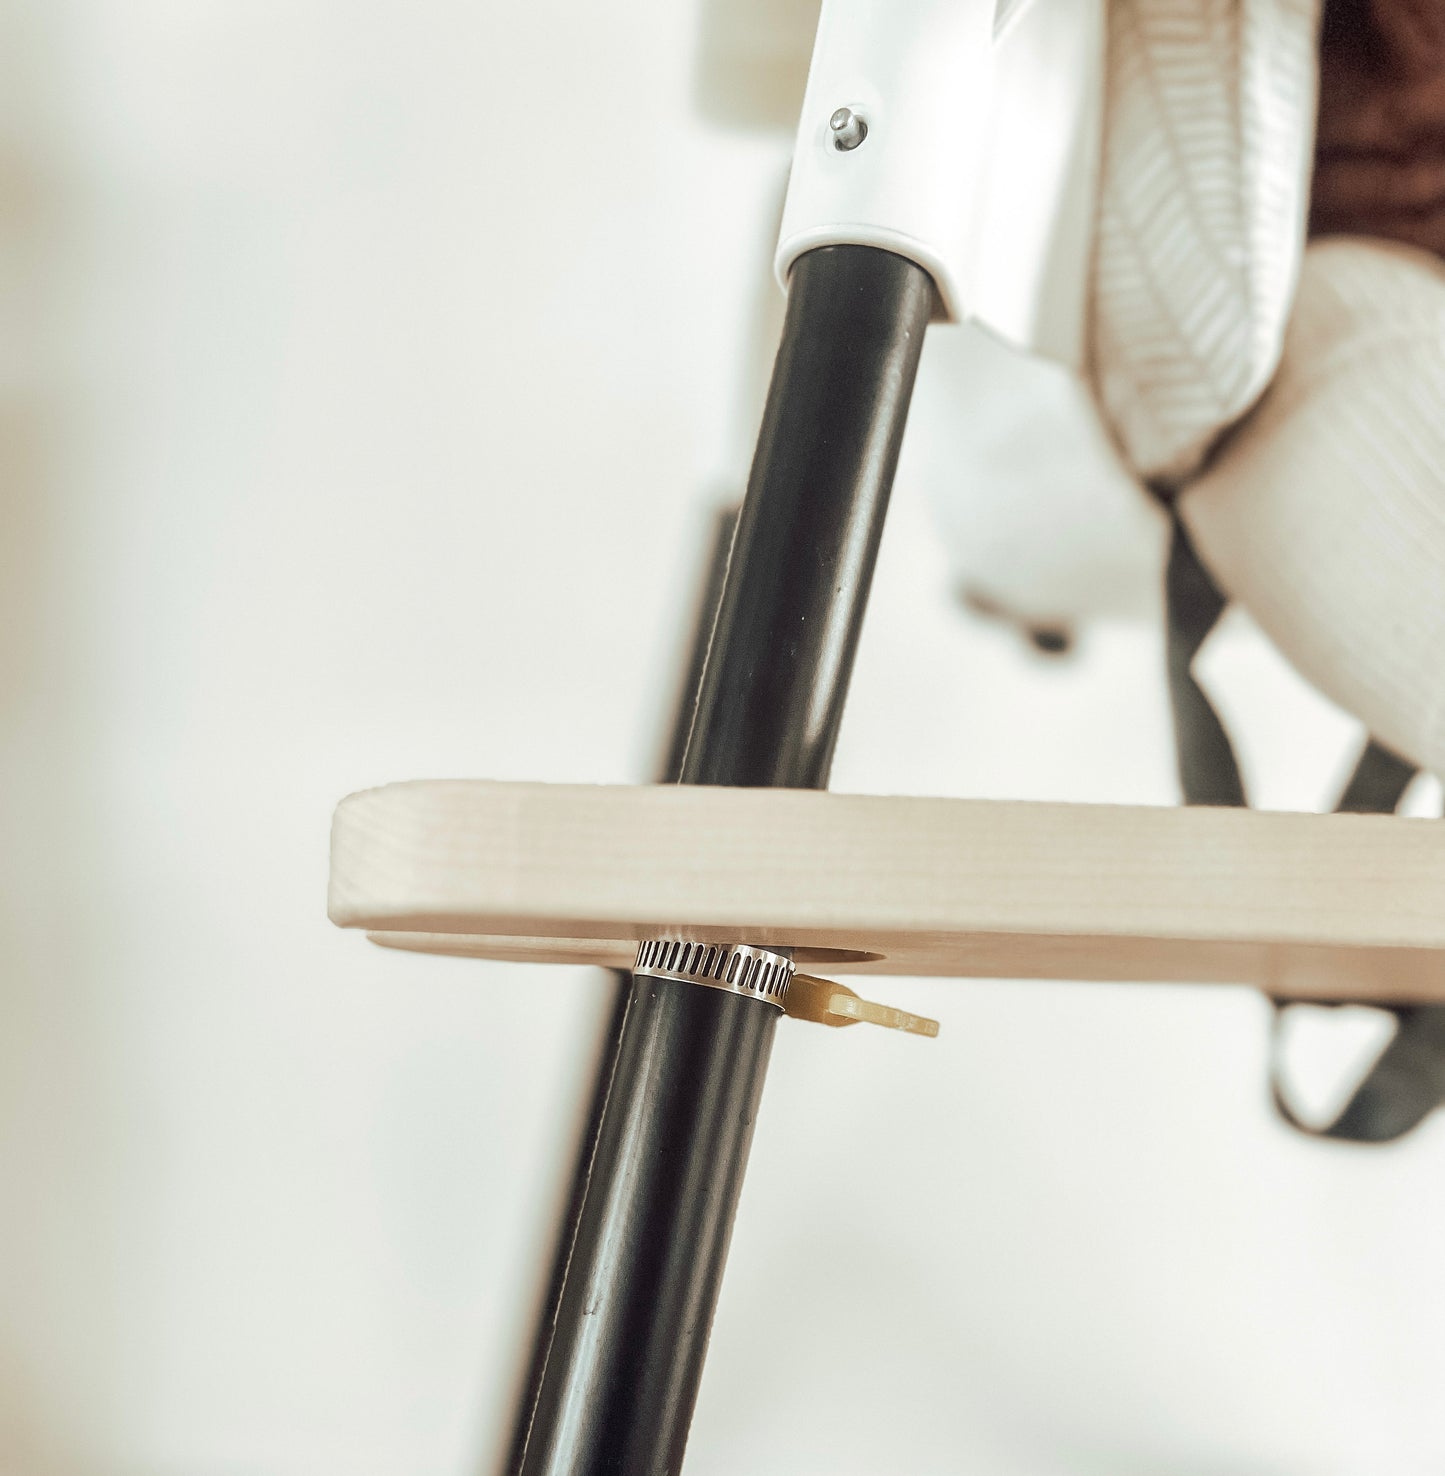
[633,940,793,1009]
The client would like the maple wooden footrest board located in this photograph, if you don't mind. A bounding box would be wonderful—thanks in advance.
[328,781,1445,1003]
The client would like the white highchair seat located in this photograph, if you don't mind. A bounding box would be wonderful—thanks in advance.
[917,0,1444,777]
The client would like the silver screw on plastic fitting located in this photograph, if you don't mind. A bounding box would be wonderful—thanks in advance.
[829,106,867,151]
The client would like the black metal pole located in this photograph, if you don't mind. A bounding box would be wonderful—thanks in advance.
[511,245,935,1476]
[500,505,739,1476]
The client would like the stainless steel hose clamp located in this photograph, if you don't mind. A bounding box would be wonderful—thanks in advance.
[633,940,794,1009]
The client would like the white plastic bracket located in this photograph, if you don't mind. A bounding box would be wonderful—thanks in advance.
[776,0,1104,364]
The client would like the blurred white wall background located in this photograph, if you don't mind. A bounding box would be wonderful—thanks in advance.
[2,2,1443,1473]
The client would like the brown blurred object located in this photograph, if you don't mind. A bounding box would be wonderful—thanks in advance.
[1314,0,1445,252]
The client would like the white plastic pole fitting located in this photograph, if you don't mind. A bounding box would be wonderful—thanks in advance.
[776,0,1104,365]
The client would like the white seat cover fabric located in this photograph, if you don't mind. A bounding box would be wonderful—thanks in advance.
[916,0,1321,627]
[1181,238,1445,775]
[1090,0,1320,485]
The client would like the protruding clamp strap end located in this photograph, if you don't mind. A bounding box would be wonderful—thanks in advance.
[633,941,939,1039]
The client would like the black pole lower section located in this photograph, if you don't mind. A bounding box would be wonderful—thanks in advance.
[499,506,739,1476]
[511,246,934,1476]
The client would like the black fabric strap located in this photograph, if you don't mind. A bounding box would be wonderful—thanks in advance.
[1162,516,1444,1143]
[1269,1000,1445,1143]
[1164,518,1247,807]
[1334,738,1418,814]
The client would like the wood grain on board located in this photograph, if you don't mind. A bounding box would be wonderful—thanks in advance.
[329,780,1445,1003]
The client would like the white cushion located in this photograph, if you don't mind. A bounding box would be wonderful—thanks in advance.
[1090,0,1320,484]
[1182,238,1445,774]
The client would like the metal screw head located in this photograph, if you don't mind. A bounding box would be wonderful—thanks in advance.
[829,107,867,152]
